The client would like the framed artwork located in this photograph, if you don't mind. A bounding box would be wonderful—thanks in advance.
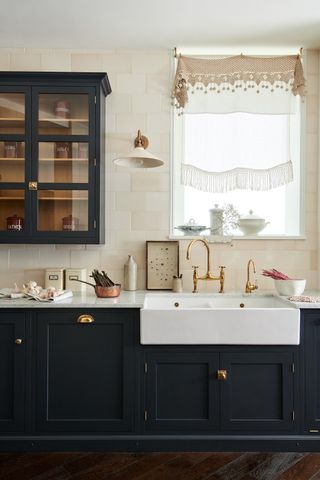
[146,241,179,290]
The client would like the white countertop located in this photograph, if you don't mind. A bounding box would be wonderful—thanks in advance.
[0,290,146,308]
[0,289,319,308]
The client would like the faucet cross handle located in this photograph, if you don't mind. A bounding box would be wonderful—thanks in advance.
[218,266,226,293]
[191,266,199,293]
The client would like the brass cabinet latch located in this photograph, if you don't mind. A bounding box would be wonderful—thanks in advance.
[217,369,227,380]
[28,181,38,190]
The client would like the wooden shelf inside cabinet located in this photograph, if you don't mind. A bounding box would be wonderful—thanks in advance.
[39,158,88,162]
[0,117,24,121]
[0,197,24,200]
[0,158,24,161]
[39,197,88,201]
[39,118,88,127]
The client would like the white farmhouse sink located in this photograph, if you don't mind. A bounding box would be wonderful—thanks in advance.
[140,293,300,345]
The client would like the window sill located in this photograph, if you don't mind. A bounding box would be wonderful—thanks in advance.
[169,234,306,243]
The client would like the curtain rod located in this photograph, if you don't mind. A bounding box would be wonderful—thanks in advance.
[173,47,303,58]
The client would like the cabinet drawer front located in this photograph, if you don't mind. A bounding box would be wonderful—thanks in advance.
[0,312,26,432]
[144,351,219,432]
[220,351,295,432]
[36,309,136,433]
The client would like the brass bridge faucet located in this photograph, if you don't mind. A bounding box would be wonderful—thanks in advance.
[245,259,258,294]
[186,238,225,293]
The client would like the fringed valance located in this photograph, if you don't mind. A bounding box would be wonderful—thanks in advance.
[172,54,306,112]
[181,160,293,193]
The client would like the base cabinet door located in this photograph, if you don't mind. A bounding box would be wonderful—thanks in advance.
[220,352,295,432]
[36,309,136,433]
[0,312,26,432]
[144,351,219,432]
[304,312,320,433]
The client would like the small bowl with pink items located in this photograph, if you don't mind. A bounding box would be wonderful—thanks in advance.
[262,268,306,296]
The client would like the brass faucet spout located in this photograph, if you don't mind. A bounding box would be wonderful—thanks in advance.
[245,259,258,294]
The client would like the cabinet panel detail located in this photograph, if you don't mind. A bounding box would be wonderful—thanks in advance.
[220,352,294,432]
[36,309,135,433]
[145,352,219,432]
[0,313,26,432]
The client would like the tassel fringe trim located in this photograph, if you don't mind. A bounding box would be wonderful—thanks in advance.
[181,160,293,193]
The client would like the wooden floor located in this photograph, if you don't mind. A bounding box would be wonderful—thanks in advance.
[1,452,320,480]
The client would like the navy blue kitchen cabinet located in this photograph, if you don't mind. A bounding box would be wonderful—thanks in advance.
[0,311,26,432]
[143,348,296,434]
[304,310,320,433]
[143,351,220,432]
[35,309,137,433]
[220,351,295,432]
[1,306,320,451]
[0,72,111,244]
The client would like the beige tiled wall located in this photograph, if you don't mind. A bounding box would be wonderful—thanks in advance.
[0,48,318,292]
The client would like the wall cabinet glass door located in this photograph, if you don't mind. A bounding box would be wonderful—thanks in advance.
[0,73,110,244]
[0,88,30,236]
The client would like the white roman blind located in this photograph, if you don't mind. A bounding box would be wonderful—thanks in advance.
[172,54,306,193]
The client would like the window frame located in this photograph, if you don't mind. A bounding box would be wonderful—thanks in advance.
[170,54,307,241]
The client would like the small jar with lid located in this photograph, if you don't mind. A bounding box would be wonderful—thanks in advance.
[62,214,79,231]
[54,100,71,119]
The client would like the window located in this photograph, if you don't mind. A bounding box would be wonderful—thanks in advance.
[171,53,304,239]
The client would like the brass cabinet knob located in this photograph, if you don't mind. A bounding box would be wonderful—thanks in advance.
[77,314,95,324]
[15,338,23,345]
[28,181,38,190]
[217,369,227,380]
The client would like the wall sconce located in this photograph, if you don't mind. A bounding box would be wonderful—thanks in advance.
[113,130,164,168]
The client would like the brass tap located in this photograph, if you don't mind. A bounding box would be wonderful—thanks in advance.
[186,238,225,293]
[245,259,258,294]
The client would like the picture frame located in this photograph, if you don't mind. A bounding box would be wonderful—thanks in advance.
[146,241,180,290]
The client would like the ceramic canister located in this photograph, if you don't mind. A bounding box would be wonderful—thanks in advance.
[209,205,224,235]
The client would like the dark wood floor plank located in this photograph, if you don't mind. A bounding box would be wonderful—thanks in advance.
[103,453,180,480]
[135,453,243,480]
[248,453,306,480]
[208,453,274,480]
[1,452,320,480]
[178,453,245,480]
[69,454,138,480]
[0,453,79,480]
[30,465,72,480]
[63,453,116,474]
[0,452,77,480]
[130,455,201,480]
[275,453,320,480]
[304,465,320,480]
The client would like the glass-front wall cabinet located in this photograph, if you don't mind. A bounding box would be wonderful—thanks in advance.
[0,74,110,243]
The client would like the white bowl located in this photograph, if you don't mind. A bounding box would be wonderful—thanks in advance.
[274,279,306,296]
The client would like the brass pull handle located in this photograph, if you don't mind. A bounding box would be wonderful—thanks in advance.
[15,338,23,345]
[217,369,227,380]
[28,181,38,190]
[77,314,94,324]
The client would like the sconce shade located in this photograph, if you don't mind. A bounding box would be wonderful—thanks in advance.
[113,130,164,168]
